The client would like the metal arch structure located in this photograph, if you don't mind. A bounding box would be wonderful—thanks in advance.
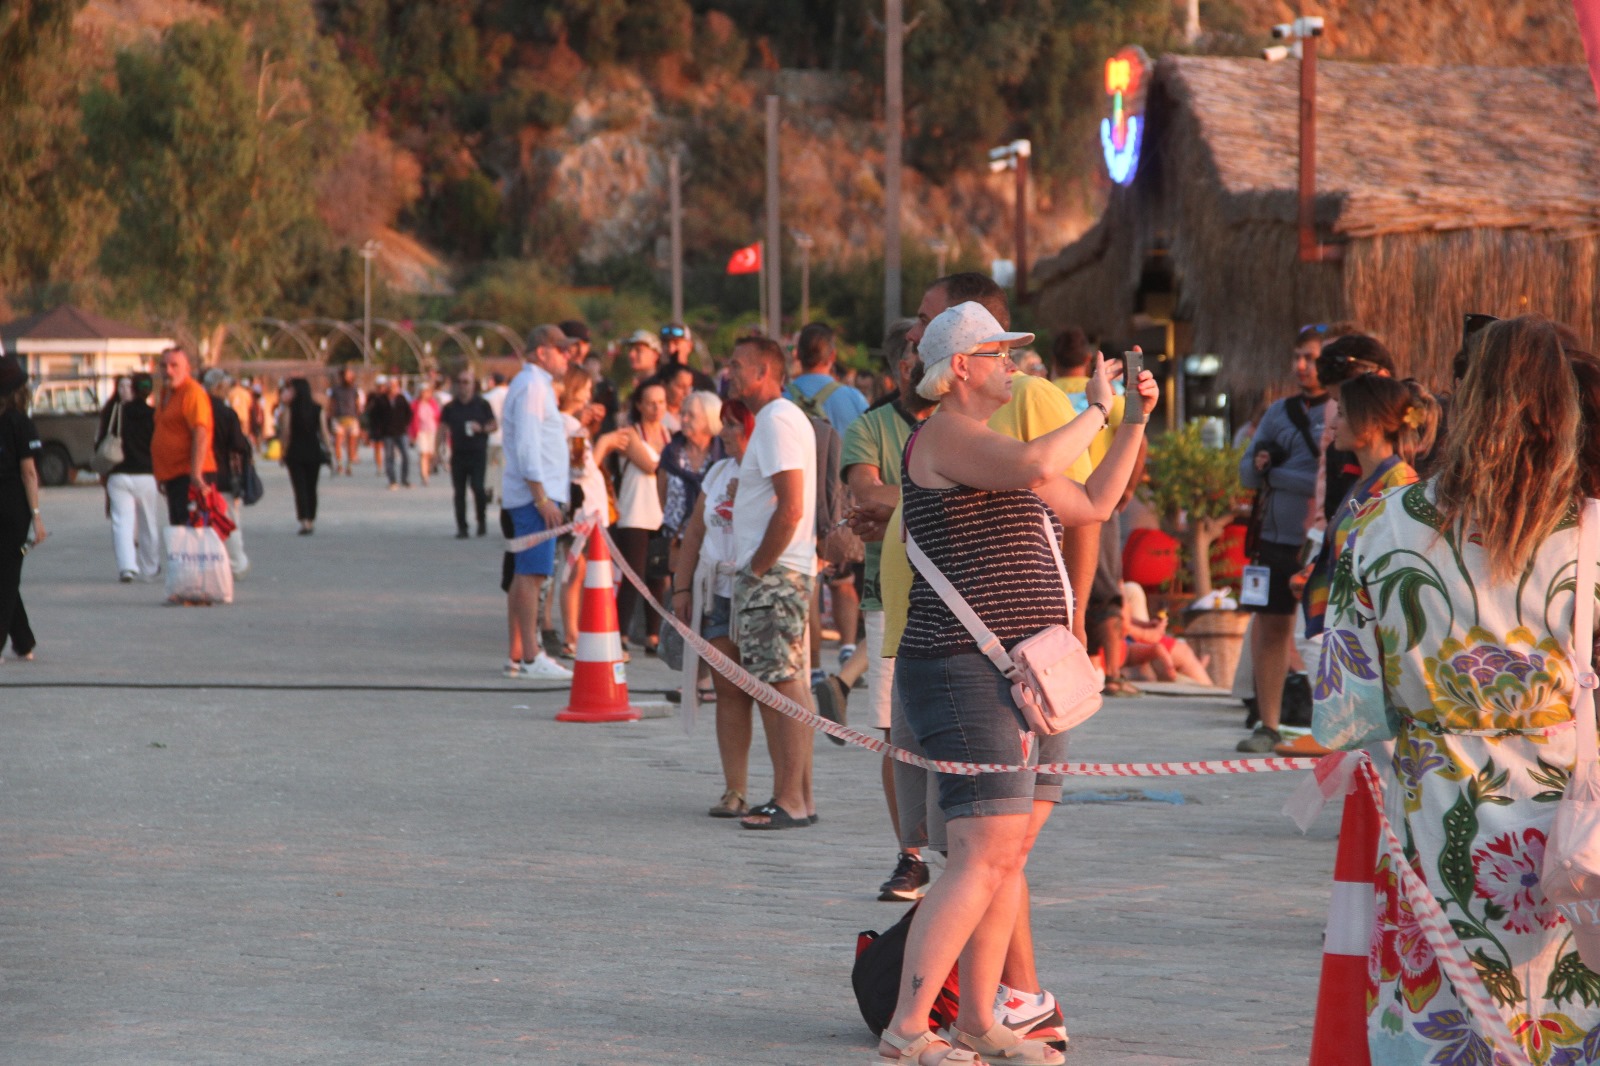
[413,320,480,366]
[298,317,369,366]
[224,318,320,363]
[455,320,526,359]
[371,318,432,375]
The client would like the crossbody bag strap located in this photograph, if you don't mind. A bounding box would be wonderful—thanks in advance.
[903,528,1020,682]
[1038,513,1074,623]
[110,399,123,440]
[1573,498,1600,771]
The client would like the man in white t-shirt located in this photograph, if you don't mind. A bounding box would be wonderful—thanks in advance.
[484,372,509,482]
[727,334,818,831]
[500,324,578,682]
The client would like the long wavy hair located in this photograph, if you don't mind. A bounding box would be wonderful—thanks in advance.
[1433,315,1582,580]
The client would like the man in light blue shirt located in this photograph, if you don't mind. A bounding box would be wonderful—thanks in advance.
[786,322,867,434]
[500,323,578,681]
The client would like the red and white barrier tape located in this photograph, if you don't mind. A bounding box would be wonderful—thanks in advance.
[503,519,583,555]
[599,527,1320,778]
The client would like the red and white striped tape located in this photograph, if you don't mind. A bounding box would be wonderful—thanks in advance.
[503,519,583,555]
[600,527,1320,778]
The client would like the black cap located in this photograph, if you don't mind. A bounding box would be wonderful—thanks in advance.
[558,320,590,343]
[0,354,26,394]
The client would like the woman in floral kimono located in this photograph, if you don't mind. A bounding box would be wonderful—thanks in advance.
[1314,315,1600,1063]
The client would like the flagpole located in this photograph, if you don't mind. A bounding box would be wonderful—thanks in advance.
[757,241,767,335]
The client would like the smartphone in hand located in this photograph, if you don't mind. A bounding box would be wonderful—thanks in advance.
[1122,349,1144,385]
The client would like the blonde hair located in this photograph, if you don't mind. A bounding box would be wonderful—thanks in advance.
[1434,315,1582,580]
[915,359,961,401]
[682,390,723,436]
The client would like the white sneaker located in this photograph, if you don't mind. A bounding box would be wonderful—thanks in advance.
[520,653,572,681]
[995,985,1068,1049]
[502,660,524,678]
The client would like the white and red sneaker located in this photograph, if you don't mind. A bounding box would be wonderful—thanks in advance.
[996,986,1068,1051]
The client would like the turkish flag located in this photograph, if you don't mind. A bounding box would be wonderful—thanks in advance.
[1580,0,1600,105]
[726,241,762,275]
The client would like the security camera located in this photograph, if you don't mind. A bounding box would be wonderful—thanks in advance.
[1297,16,1325,36]
[1261,44,1291,61]
[988,158,1011,174]
[1272,22,1293,38]
[988,145,1012,162]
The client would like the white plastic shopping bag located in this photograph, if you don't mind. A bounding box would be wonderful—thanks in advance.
[164,525,234,605]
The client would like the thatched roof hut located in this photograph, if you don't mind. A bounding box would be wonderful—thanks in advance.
[1034,56,1600,396]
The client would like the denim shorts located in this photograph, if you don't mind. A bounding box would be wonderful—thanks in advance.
[895,652,1045,820]
[702,595,732,640]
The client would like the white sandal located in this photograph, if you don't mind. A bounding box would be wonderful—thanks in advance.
[950,1022,1064,1065]
[876,1029,980,1066]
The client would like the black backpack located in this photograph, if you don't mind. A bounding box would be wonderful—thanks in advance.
[853,902,961,1037]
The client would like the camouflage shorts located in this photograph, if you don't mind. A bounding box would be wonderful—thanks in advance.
[732,565,815,684]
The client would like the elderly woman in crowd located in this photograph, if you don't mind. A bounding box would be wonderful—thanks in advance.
[672,398,755,818]
[876,302,1156,1066]
[1313,315,1600,1061]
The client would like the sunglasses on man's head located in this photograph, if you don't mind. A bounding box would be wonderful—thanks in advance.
[661,326,687,339]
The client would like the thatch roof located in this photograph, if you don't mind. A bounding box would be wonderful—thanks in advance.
[1034,56,1600,392]
[1171,57,1600,239]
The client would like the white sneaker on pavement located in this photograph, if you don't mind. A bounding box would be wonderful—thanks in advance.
[521,653,572,681]
[995,985,1068,1050]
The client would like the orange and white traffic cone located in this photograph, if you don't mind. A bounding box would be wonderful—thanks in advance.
[1308,771,1378,1066]
[557,528,641,724]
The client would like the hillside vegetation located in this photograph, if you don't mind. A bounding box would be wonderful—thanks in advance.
[0,0,1586,356]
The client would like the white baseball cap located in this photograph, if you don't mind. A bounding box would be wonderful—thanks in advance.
[918,301,1035,367]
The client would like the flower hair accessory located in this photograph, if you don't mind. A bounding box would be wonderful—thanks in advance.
[1402,405,1426,430]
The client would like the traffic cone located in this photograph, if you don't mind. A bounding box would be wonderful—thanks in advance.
[1308,769,1378,1066]
[557,528,641,723]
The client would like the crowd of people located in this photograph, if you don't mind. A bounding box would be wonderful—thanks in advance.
[7,285,1600,1063]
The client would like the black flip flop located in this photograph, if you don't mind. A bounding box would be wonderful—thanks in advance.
[741,800,811,830]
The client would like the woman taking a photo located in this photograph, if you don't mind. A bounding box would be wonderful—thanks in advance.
[278,377,332,536]
[0,356,45,661]
[878,303,1156,1066]
[1314,315,1600,1060]
[611,381,670,655]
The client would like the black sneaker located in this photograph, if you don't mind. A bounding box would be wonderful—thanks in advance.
[878,851,930,901]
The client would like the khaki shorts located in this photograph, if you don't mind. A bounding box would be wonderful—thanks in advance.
[733,565,814,684]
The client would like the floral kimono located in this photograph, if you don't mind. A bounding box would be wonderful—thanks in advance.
[1314,480,1600,1064]
[1303,455,1419,639]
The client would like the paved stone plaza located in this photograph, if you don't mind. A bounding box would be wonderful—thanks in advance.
[2,466,1339,1064]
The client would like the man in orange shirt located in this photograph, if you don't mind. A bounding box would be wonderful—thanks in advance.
[151,347,216,526]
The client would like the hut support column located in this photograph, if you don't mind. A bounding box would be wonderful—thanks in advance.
[1295,27,1343,263]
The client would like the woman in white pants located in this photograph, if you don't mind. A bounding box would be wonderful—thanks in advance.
[96,375,163,582]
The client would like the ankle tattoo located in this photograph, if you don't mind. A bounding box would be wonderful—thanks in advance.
[911,973,924,992]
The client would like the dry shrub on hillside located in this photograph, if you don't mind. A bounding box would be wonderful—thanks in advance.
[316,129,422,244]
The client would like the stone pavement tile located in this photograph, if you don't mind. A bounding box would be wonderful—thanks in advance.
[2,470,1341,1063]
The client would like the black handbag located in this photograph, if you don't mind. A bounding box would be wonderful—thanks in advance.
[240,461,265,506]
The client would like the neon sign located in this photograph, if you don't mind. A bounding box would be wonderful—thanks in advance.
[1100,46,1150,186]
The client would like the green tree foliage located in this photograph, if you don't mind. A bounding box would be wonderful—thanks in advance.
[449,259,582,332]
[83,12,361,347]
[903,0,1175,189]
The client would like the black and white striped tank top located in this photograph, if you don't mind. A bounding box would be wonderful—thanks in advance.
[899,430,1069,660]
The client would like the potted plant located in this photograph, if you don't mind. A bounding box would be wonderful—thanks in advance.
[1138,422,1252,687]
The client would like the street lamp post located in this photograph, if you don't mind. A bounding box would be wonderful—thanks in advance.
[928,237,950,281]
[1263,17,1340,263]
[792,230,814,326]
[987,139,1031,302]
[669,150,684,323]
[359,239,380,366]
[764,95,781,341]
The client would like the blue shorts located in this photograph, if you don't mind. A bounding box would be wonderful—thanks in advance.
[896,652,1045,820]
[703,595,732,641]
[508,503,557,576]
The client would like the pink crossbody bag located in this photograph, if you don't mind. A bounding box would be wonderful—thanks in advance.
[904,514,1103,736]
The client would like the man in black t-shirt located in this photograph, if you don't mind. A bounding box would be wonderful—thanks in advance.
[440,371,497,538]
